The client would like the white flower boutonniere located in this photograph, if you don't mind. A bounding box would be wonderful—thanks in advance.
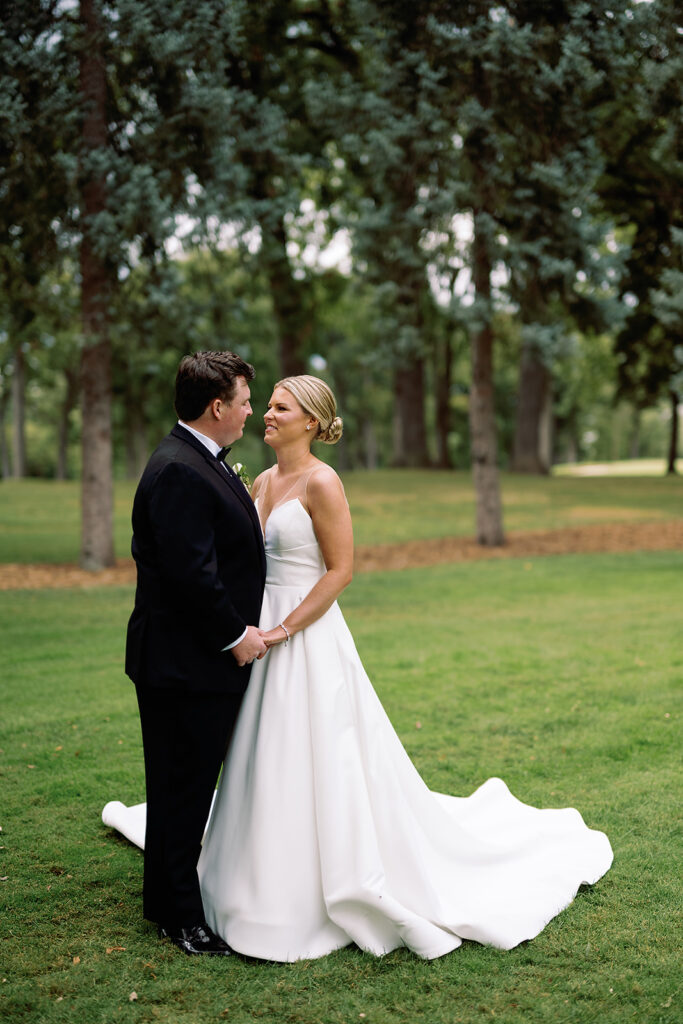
[232,462,252,490]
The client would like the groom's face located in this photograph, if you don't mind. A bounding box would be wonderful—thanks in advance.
[218,376,252,445]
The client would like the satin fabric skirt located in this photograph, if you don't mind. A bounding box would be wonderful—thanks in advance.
[196,580,613,961]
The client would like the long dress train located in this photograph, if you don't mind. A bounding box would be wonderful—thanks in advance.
[103,494,612,961]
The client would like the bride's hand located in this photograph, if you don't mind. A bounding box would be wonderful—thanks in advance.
[259,625,290,648]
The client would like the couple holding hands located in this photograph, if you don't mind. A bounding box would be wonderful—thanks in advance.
[104,350,612,963]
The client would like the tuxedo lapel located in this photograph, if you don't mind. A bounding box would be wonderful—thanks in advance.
[209,453,259,519]
[211,462,266,575]
[170,424,264,556]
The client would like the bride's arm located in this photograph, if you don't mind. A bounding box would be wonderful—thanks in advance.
[260,468,353,647]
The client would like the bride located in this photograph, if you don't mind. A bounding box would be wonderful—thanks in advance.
[105,375,612,961]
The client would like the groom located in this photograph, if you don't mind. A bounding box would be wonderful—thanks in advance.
[125,350,267,956]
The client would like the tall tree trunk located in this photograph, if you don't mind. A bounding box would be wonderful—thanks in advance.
[363,417,378,471]
[392,359,429,467]
[0,385,10,478]
[79,0,114,570]
[511,342,551,474]
[469,217,504,546]
[667,388,679,475]
[56,367,79,480]
[434,324,453,469]
[540,398,553,469]
[629,404,641,459]
[261,218,308,378]
[11,344,27,478]
[390,266,429,467]
[565,424,578,464]
[125,399,148,481]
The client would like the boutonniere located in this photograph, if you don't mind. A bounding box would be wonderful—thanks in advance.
[232,462,252,490]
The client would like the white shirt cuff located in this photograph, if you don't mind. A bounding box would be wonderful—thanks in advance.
[222,626,248,651]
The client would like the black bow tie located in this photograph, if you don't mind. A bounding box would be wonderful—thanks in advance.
[216,447,231,463]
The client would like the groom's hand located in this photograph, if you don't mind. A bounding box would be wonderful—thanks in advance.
[231,626,268,667]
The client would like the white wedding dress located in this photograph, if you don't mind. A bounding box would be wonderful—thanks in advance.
[104,493,613,961]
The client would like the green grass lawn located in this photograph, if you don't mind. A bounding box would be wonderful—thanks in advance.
[345,468,683,545]
[1,551,680,1023]
[1,468,682,562]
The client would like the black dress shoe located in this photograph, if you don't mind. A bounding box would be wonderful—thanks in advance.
[159,922,232,956]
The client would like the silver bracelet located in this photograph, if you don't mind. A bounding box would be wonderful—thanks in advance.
[278,622,290,645]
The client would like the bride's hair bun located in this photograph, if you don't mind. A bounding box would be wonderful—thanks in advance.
[318,416,343,445]
[275,375,343,446]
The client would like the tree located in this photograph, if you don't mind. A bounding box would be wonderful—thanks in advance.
[649,242,683,474]
[109,246,281,479]
[450,1,631,476]
[596,0,683,473]
[78,0,114,567]
[308,1,466,467]
[0,0,72,478]
[193,1,360,380]
[468,214,504,543]
[3,0,288,565]
[502,3,612,473]
[310,269,394,471]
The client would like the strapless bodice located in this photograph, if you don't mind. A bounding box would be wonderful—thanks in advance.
[259,498,326,589]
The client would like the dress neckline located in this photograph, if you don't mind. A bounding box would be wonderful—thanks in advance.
[256,466,318,535]
[258,495,317,538]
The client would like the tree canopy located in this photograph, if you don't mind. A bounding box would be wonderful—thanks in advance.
[0,0,679,562]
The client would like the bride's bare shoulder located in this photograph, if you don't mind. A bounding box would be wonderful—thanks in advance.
[251,468,272,500]
[306,463,347,508]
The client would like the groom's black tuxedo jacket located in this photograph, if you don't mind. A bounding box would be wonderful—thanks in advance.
[125,424,266,695]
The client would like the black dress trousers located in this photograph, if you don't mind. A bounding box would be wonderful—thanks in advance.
[136,685,243,930]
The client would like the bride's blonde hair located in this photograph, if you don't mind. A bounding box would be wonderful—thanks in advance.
[276,375,343,445]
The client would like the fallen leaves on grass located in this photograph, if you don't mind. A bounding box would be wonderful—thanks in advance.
[354,520,683,572]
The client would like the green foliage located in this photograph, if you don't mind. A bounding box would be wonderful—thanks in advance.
[109,248,281,474]
[1,549,681,1022]
[596,0,683,404]
[0,1,79,466]
[309,272,395,469]
[0,0,680,487]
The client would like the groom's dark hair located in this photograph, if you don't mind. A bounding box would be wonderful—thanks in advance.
[174,350,255,421]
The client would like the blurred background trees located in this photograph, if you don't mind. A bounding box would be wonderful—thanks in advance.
[0,0,680,564]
